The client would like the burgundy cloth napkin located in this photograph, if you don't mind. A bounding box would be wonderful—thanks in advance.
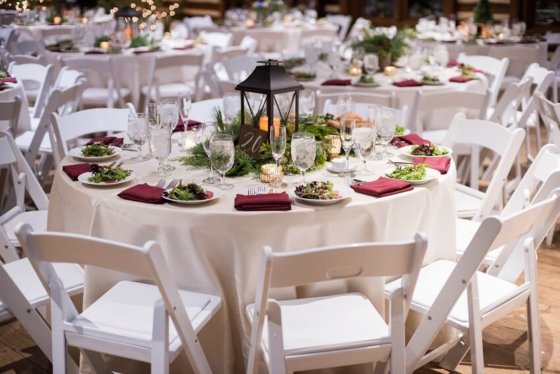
[447,60,460,67]
[62,163,92,181]
[173,119,202,133]
[172,45,194,50]
[234,192,292,211]
[117,183,165,204]
[0,77,17,83]
[132,48,157,55]
[393,79,422,87]
[413,157,451,174]
[87,136,124,146]
[84,50,106,55]
[321,79,352,86]
[351,177,413,197]
[391,134,431,148]
[449,76,475,83]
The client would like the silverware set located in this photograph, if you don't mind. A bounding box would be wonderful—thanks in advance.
[155,179,180,189]
[247,184,266,195]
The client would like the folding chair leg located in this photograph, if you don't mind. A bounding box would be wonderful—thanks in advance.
[438,338,470,371]
[545,227,555,246]
[151,300,170,374]
[467,278,484,373]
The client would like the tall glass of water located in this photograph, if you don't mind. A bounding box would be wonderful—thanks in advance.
[149,124,172,177]
[178,91,192,128]
[353,122,375,175]
[127,113,149,162]
[200,123,219,184]
[339,117,355,173]
[299,89,315,118]
[210,134,235,190]
[157,98,178,171]
[291,132,316,184]
[269,125,287,188]
[377,108,397,159]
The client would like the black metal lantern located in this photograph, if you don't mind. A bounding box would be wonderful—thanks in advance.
[114,6,141,40]
[235,60,304,134]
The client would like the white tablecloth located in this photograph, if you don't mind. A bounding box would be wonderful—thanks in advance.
[48,137,457,373]
[0,82,32,135]
[14,24,75,42]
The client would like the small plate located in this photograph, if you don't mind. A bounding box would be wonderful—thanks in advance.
[78,171,135,186]
[353,81,381,88]
[292,185,352,205]
[421,80,445,86]
[400,145,453,158]
[385,167,441,185]
[69,146,122,162]
[326,162,357,174]
[162,187,221,205]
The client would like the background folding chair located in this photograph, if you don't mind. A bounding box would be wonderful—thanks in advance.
[457,53,509,108]
[7,61,55,119]
[325,14,351,41]
[16,225,222,374]
[246,235,427,373]
[0,96,21,136]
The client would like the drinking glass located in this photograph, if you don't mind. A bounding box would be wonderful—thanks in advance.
[157,98,178,171]
[223,92,240,131]
[299,89,315,118]
[127,113,149,162]
[363,54,379,76]
[200,123,219,184]
[178,91,192,128]
[147,103,159,126]
[337,94,354,118]
[210,134,235,190]
[291,132,316,184]
[149,124,172,177]
[353,123,375,175]
[269,125,287,188]
[377,108,397,159]
[339,117,355,173]
[368,105,380,160]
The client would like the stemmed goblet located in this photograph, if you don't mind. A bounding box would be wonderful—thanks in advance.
[149,123,172,177]
[353,122,376,175]
[291,132,316,184]
[210,134,235,190]
[377,108,397,159]
[339,117,355,174]
[158,98,178,171]
[269,125,287,188]
[200,123,219,184]
[127,113,149,162]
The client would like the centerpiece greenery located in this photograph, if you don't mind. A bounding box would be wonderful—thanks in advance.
[351,27,415,68]
[473,0,493,25]
[178,109,339,177]
[251,0,286,26]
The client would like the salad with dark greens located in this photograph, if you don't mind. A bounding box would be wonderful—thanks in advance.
[421,75,440,83]
[294,181,340,200]
[410,143,449,156]
[292,71,316,81]
[88,165,131,183]
[165,182,211,201]
[386,164,427,181]
[81,143,115,157]
[358,75,376,84]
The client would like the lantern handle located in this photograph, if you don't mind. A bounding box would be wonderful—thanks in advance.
[257,59,279,66]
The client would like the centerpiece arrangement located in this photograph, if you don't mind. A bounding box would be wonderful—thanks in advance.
[351,26,415,69]
[251,0,286,27]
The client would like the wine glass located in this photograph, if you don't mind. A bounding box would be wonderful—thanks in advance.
[223,92,240,132]
[149,124,172,177]
[178,91,192,129]
[127,113,149,162]
[337,94,354,118]
[339,117,355,174]
[200,123,219,184]
[147,103,159,126]
[269,125,287,188]
[377,108,397,159]
[363,54,379,77]
[299,89,315,118]
[368,105,380,160]
[210,134,235,190]
[291,132,316,184]
[353,123,375,175]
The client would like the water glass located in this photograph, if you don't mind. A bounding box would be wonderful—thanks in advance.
[178,91,192,127]
[269,126,287,188]
[200,123,219,184]
[363,54,379,76]
[377,108,397,159]
[147,103,159,126]
[127,113,149,162]
[291,132,316,184]
[339,117,355,173]
[158,98,179,131]
[149,124,172,177]
[353,124,375,175]
[337,95,354,118]
[210,134,235,190]
[368,105,380,159]
[299,90,315,118]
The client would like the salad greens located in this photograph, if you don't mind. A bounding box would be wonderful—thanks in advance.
[359,75,376,84]
[294,181,340,200]
[421,75,440,83]
[81,144,115,157]
[410,144,449,156]
[395,124,405,136]
[166,182,209,201]
[386,164,427,181]
[292,71,316,81]
[88,165,131,183]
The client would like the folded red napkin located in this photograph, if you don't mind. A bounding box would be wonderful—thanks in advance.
[172,45,194,50]
[84,50,106,55]
[0,77,17,83]
[393,79,423,87]
[117,183,165,204]
[87,136,124,146]
[133,49,157,54]
[62,163,92,181]
[173,119,202,133]
[234,192,291,211]
[413,157,451,174]
[351,177,413,197]
[321,79,352,86]
[391,134,431,148]
[449,76,475,83]
[447,60,460,67]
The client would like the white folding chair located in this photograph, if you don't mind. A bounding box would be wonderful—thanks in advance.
[386,191,560,373]
[325,14,352,41]
[221,55,259,83]
[198,30,233,49]
[53,66,86,90]
[246,234,427,374]
[61,55,130,108]
[9,40,45,55]
[487,78,532,127]
[50,108,130,166]
[536,91,560,148]
[7,61,55,119]
[346,17,371,42]
[488,44,544,88]
[316,91,395,117]
[443,114,525,219]
[7,53,48,66]
[0,96,21,136]
[408,90,490,145]
[457,53,509,108]
[211,46,249,80]
[16,225,222,374]
[143,52,205,104]
[240,35,258,55]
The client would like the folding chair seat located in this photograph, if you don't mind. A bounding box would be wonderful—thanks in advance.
[0,96,21,136]
[246,235,427,373]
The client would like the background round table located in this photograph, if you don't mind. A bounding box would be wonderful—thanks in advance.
[0,82,32,136]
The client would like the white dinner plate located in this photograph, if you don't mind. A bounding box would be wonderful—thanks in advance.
[69,146,122,162]
[399,145,453,158]
[384,167,441,185]
[326,162,357,174]
[162,186,221,205]
[78,171,135,186]
[353,81,381,88]
[292,185,352,205]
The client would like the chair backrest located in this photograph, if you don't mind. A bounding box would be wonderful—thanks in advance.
[517,64,555,129]
[536,92,560,148]
[408,90,490,134]
[222,55,259,82]
[299,28,338,49]
[444,114,525,220]
[7,62,55,119]
[9,40,45,55]
[53,66,86,90]
[316,91,395,117]
[488,44,543,79]
[184,15,216,37]
[247,234,428,373]
[15,225,214,373]
[50,108,130,165]
[7,53,48,66]
[404,190,560,373]
[457,53,509,108]
[0,131,48,262]
[346,17,371,41]
[489,77,532,126]
[325,14,352,41]
[211,46,248,80]
[239,35,257,54]
[0,96,21,136]
[198,31,232,49]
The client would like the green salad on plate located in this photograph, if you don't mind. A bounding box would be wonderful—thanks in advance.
[294,181,340,200]
[81,143,115,157]
[166,182,211,201]
[88,165,131,183]
[386,164,427,181]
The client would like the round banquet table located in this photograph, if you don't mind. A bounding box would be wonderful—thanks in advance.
[0,81,32,136]
[48,144,457,373]
[14,24,76,41]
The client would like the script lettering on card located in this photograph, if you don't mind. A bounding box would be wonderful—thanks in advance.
[238,125,268,159]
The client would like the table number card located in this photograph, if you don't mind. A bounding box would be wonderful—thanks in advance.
[238,125,268,159]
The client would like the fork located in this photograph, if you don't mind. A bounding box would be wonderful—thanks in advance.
[155,179,166,188]
[248,184,266,195]
[167,179,180,189]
